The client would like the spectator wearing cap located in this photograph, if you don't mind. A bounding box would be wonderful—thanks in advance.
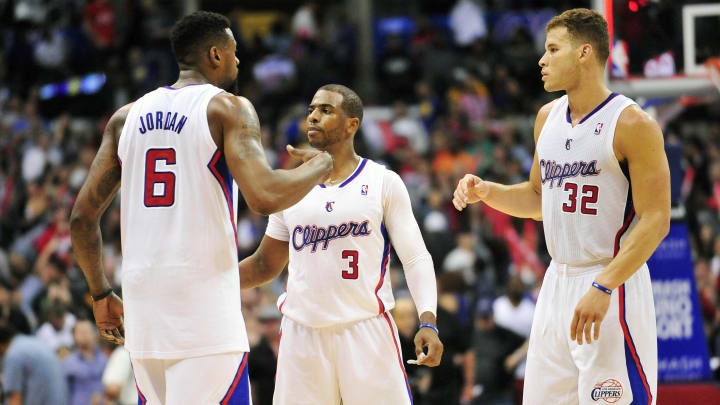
[249,305,283,405]
[0,323,70,405]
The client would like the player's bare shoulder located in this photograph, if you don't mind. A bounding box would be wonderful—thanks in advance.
[613,104,664,162]
[534,99,559,141]
[109,102,134,144]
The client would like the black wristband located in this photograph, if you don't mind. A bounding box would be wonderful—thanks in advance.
[91,288,114,302]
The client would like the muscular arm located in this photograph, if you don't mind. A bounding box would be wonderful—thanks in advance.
[69,105,128,296]
[210,94,333,215]
[594,106,670,289]
[239,235,289,290]
[454,101,554,220]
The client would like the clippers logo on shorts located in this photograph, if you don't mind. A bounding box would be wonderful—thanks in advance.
[292,220,372,252]
[539,159,601,188]
[594,122,604,135]
[325,201,335,212]
[590,379,623,403]
[361,185,368,195]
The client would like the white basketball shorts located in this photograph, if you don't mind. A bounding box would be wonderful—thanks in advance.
[131,351,251,405]
[523,261,657,405]
[273,312,413,405]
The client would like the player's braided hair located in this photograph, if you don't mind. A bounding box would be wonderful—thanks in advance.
[318,84,364,124]
[170,11,231,65]
[546,8,610,65]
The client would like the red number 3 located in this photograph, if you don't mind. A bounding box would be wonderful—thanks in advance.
[342,250,359,279]
[144,148,176,207]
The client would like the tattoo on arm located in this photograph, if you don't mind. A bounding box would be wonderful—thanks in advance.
[232,100,265,160]
[70,106,125,295]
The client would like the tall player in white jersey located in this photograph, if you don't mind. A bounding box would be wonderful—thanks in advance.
[70,11,333,405]
[239,84,444,405]
[454,9,670,405]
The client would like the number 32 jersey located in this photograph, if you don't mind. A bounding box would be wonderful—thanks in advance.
[537,93,637,266]
[117,84,248,358]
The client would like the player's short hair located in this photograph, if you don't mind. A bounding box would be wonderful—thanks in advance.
[318,84,364,124]
[546,8,610,65]
[170,11,232,65]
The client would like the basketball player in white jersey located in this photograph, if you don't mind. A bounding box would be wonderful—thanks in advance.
[453,8,669,405]
[70,11,333,405]
[239,84,444,405]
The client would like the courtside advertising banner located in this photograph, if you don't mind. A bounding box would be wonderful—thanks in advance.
[648,222,712,382]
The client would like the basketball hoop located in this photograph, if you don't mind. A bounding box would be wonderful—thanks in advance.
[706,57,720,94]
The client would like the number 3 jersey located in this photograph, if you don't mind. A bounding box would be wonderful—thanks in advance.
[266,158,436,328]
[537,93,637,266]
[117,84,249,358]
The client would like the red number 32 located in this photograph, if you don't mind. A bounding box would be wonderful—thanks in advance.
[562,182,598,215]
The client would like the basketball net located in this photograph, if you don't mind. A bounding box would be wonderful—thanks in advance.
[706,57,720,94]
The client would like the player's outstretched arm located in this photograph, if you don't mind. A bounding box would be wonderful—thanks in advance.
[452,101,555,220]
[210,94,333,216]
[239,235,289,290]
[382,171,443,367]
[70,104,129,345]
[571,105,670,345]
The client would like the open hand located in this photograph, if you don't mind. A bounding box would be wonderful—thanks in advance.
[570,287,611,345]
[93,292,125,345]
[452,174,490,211]
[412,327,443,367]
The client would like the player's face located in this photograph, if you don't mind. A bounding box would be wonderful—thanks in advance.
[306,90,347,150]
[539,27,579,92]
[219,28,239,91]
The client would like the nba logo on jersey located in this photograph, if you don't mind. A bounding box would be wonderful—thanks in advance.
[325,201,335,212]
[361,185,368,195]
[594,122,604,135]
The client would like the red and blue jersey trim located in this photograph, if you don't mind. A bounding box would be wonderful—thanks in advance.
[619,285,653,405]
[135,381,147,405]
[383,312,414,404]
[375,223,391,314]
[219,353,250,405]
[208,149,239,248]
[318,158,368,188]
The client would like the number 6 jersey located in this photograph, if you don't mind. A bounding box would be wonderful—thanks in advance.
[266,158,437,328]
[117,84,249,358]
[536,93,636,266]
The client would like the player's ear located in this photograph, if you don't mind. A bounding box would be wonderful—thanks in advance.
[345,117,360,136]
[209,46,221,67]
[578,43,593,64]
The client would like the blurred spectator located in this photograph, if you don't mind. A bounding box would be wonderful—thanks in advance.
[84,0,116,51]
[449,0,487,47]
[391,102,429,155]
[394,296,432,403]
[377,34,418,103]
[444,232,478,286]
[249,305,282,405]
[102,345,137,405]
[62,319,108,405]
[0,323,70,405]
[36,300,76,354]
[469,298,525,405]
[291,2,319,40]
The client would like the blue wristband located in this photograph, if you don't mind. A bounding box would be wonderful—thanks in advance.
[419,323,439,335]
[592,281,612,295]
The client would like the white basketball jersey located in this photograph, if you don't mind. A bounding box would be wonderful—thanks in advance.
[537,93,637,266]
[265,159,396,328]
[117,84,248,358]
